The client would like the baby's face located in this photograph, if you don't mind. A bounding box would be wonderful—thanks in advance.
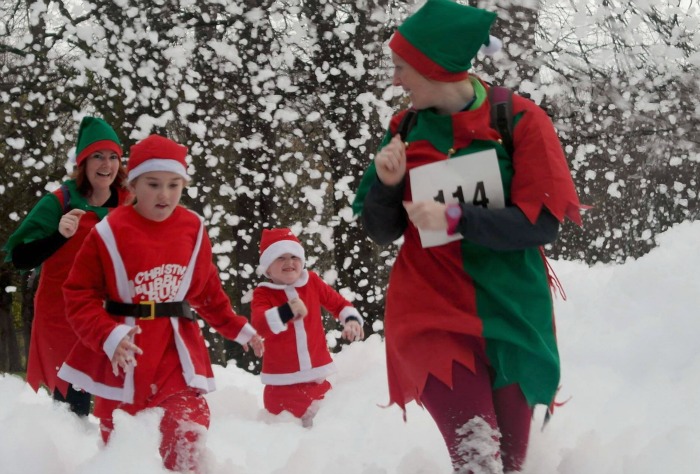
[267,253,303,285]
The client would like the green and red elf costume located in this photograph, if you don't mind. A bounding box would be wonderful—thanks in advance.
[3,117,128,414]
[352,1,583,471]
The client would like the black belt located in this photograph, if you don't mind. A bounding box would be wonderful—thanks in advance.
[104,300,195,321]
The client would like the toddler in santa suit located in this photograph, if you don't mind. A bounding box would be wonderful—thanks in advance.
[58,134,264,473]
[251,228,364,427]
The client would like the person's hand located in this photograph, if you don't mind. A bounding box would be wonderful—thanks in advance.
[289,298,308,321]
[403,201,448,230]
[342,320,364,342]
[374,135,406,186]
[58,209,87,238]
[111,326,143,376]
[242,333,264,358]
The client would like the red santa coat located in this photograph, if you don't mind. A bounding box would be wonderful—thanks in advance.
[58,205,256,404]
[251,270,361,385]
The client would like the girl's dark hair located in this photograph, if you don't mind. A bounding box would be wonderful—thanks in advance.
[69,156,128,196]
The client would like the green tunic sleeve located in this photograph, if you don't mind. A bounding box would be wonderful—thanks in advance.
[352,131,393,216]
[3,193,63,262]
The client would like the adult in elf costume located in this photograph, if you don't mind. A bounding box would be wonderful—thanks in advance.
[57,134,264,472]
[251,228,364,427]
[4,116,129,416]
[352,1,583,472]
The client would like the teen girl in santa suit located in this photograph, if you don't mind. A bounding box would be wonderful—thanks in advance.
[353,1,583,472]
[4,116,129,416]
[251,228,364,427]
[58,134,264,472]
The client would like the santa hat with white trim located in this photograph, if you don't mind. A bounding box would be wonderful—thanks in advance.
[257,228,306,276]
[127,134,190,183]
[389,0,502,82]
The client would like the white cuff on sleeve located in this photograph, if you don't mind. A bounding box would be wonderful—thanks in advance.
[339,306,363,326]
[103,324,133,360]
[264,307,288,335]
[234,323,258,345]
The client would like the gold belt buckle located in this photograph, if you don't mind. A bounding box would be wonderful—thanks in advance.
[140,301,156,320]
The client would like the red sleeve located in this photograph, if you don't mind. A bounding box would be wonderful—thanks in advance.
[311,272,356,321]
[186,230,254,341]
[250,286,283,338]
[62,229,120,353]
[509,96,583,226]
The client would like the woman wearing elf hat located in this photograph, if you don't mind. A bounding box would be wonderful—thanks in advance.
[57,134,264,472]
[353,1,583,472]
[3,116,130,416]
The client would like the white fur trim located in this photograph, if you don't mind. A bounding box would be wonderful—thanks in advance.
[264,307,288,335]
[96,218,132,302]
[293,319,312,371]
[257,270,309,289]
[339,306,363,326]
[174,212,204,300]
[102,324,133,360]
[284,286,299,300]
[122,361,135,403]
[260,362,337,386]
[58,364,126,401]
[185,374,216,393]
[480,35,502,56]
[233,322,258,345]
[171,317,217,393]
[257,240,305,276]
[128,158,189,183]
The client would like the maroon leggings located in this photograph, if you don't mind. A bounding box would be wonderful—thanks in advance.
[420,360,532,473]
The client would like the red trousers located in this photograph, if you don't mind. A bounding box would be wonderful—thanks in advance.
[99,388,210,472]
[420,360,532,473]
[263,379,332,418]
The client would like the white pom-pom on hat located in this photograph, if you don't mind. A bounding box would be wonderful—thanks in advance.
[480,35,502,56]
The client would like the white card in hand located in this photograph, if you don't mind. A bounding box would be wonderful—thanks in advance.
[409,149,505,248]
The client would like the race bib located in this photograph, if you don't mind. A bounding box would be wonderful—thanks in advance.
[409,149,505,248]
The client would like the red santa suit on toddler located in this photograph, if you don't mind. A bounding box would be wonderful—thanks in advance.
[59,135,258,472]
[251,228,363,421]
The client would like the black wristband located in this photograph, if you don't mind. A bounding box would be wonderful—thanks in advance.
[278,302,295,324]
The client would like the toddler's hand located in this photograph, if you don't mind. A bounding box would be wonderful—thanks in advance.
[289,298,308,320]
[111,326,143,376]
[342,320,364,342]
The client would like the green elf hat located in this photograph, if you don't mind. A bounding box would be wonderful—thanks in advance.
[73,116,122,166]
[389,0,502,82]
